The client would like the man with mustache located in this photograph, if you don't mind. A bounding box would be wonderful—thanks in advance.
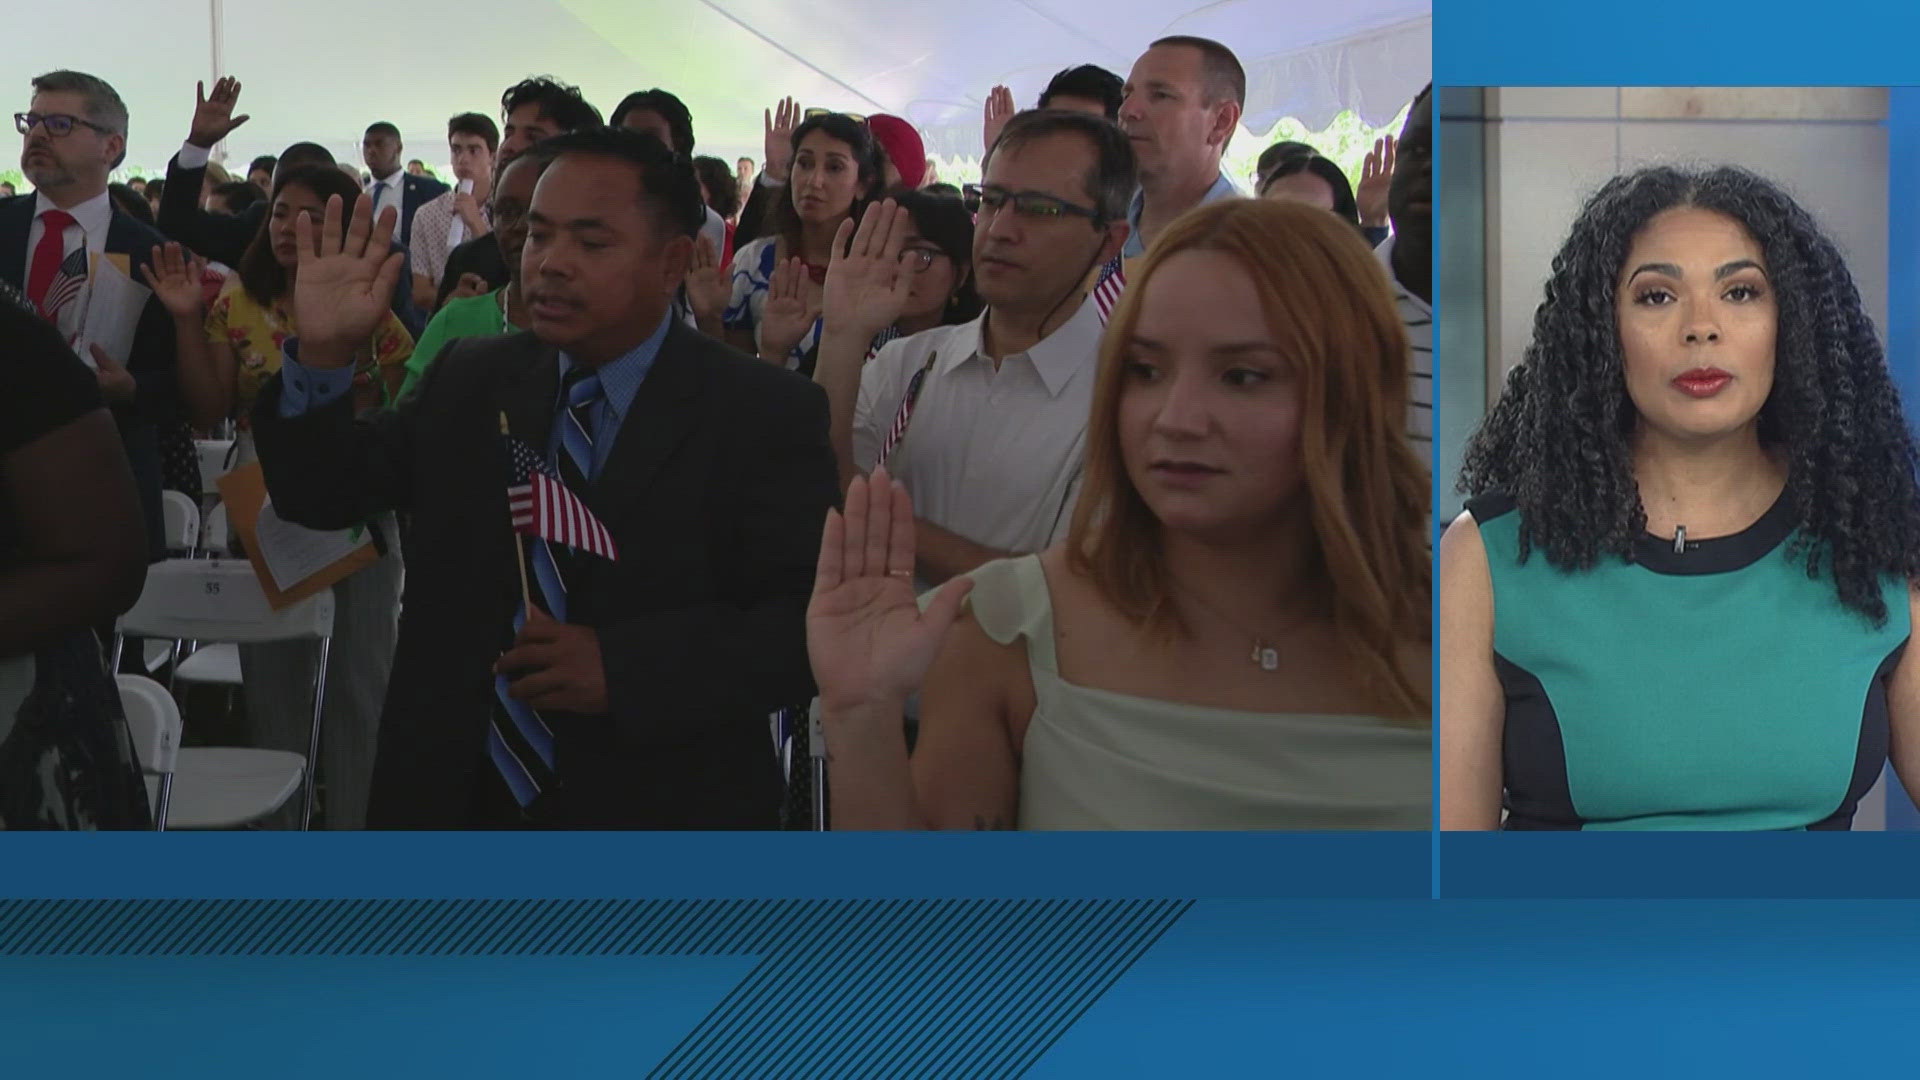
[814,109,1133,587]
[251,127,837,828]
[4,69,178,561]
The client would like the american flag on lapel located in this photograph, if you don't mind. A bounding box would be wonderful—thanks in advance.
[876,350,938,467]
[503,431,620,561]
[1092,255,1126,325]
[40,244,88,325]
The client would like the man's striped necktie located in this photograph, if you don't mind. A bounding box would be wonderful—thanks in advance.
[487,369,606,809]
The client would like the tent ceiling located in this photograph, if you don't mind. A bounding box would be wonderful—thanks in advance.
[6,0,1429,172]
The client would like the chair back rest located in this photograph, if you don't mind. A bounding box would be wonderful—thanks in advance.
[201,502,230,556]
[116,673,181,775]
[195,438,235,491]
[119,560,335,643]
[160,490,200,553]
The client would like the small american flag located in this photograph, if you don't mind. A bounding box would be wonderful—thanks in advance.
[504,432,619,561]
[876,350,937,467]
[40,245,88,324]
[1092,256,1126,325]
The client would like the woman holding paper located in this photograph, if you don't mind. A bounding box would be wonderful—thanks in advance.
[142,164,410,829]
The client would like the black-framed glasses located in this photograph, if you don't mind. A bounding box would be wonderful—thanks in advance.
[14,112,116,137]
[898,245,944,272]
[963,183,1102,225]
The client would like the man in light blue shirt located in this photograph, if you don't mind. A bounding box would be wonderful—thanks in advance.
[1118,36,1247,259]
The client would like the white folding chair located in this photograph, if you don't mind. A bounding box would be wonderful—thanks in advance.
[116,673,305,830]
[200,502,230,557]
[160,490,200,556]
[195,438,235,494]
[112,560,335,829]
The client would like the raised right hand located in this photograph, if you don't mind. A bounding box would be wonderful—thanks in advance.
[763,96,799,182]
[139,242,208,320]
[447,272,490,301]
[823,199,912,340]
[684,234,732,322]
[188,77,250,150]
[290,194,405,367]
[982,85,1016,154]
[807,468,974,711]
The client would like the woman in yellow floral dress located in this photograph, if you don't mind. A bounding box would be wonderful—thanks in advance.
[145,164,410,828]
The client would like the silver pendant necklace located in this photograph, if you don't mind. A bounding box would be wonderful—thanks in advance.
[1175,582,1291,673]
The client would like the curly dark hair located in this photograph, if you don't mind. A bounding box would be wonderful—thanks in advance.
[1460,164,1920,623]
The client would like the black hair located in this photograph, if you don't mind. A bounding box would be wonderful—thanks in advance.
[610,89,695,156]
[210,180,263,215]
[767,112,884,252]
[249,154,278,177]
[143,177,164,201]
[364,121,400,139]
[922,182,961,198]
[500,76,602,131]
[107,182,152,224]
[1039,64,1125,119]
[691,156,740,219]
[448,112,500,153]
[1256,140,1317,185]
[278,142,335,171]
[1258,150,1362,228]
[537,127,705,240]
[1147,35,1246,107]
[1461,165,1920,624]
[986,109,1136,226]
[238,164,365,306]
[890,188,984,326]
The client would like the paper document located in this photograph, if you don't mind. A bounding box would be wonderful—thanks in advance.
[253,496,373,592]
[75,254,150,369]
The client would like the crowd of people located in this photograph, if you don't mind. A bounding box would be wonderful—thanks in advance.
[1,35,1433,830]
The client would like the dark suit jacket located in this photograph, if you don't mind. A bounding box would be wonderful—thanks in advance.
[250,320,838,828]
[158,154,428,336]
[0,194,179,559]
[381,172,450,248]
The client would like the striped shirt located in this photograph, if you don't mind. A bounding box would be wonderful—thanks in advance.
[1377,236,1432,447]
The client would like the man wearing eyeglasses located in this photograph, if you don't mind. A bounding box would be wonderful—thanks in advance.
[816,110,1133,588]
[4,70,178,563]
[1118,36,1246,259]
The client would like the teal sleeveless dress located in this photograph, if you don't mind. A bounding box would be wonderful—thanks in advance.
[1469,491,1909,830]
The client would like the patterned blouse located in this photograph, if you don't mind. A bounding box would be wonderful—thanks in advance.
[203,276,413,423]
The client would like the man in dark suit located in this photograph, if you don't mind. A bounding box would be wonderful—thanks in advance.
[252,127,837,829]
[6,69,180,560]
[155,77,425,334]
[361,121,447,246]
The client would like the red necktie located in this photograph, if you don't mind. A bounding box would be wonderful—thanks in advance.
[26,208,75,318]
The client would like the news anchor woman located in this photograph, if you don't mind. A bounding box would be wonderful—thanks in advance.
[1442,165,1920,830]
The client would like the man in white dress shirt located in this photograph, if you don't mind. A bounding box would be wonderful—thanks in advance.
[362,120,448,249]
[814,110,1135,586]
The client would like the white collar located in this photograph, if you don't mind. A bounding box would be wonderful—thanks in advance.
[34,188,112,239]
[951,291,1104,397]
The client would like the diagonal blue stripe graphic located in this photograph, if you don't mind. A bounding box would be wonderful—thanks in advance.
[0,897,1190,1076]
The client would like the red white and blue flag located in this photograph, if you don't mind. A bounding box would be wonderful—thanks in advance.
[503,433,619,561]
[39,245,88,326]
[1092,255,1126,324]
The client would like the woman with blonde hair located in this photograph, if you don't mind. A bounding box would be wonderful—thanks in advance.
[807,198,1431,830]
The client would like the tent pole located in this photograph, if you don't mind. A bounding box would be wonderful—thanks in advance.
[210,0,226,162]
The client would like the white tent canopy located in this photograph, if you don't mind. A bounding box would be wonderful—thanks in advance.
[10,0,1429,175]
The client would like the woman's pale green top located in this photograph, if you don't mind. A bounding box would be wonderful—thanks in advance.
[960,555,1430,830]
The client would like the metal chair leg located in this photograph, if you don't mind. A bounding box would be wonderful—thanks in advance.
[809,699,828,832]
[301,636,332,830]
[155,772,173,832]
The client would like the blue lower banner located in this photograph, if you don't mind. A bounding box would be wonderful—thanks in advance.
[7,897,1919,1076]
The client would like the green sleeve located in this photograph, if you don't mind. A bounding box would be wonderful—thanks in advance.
[396,306,454,404]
